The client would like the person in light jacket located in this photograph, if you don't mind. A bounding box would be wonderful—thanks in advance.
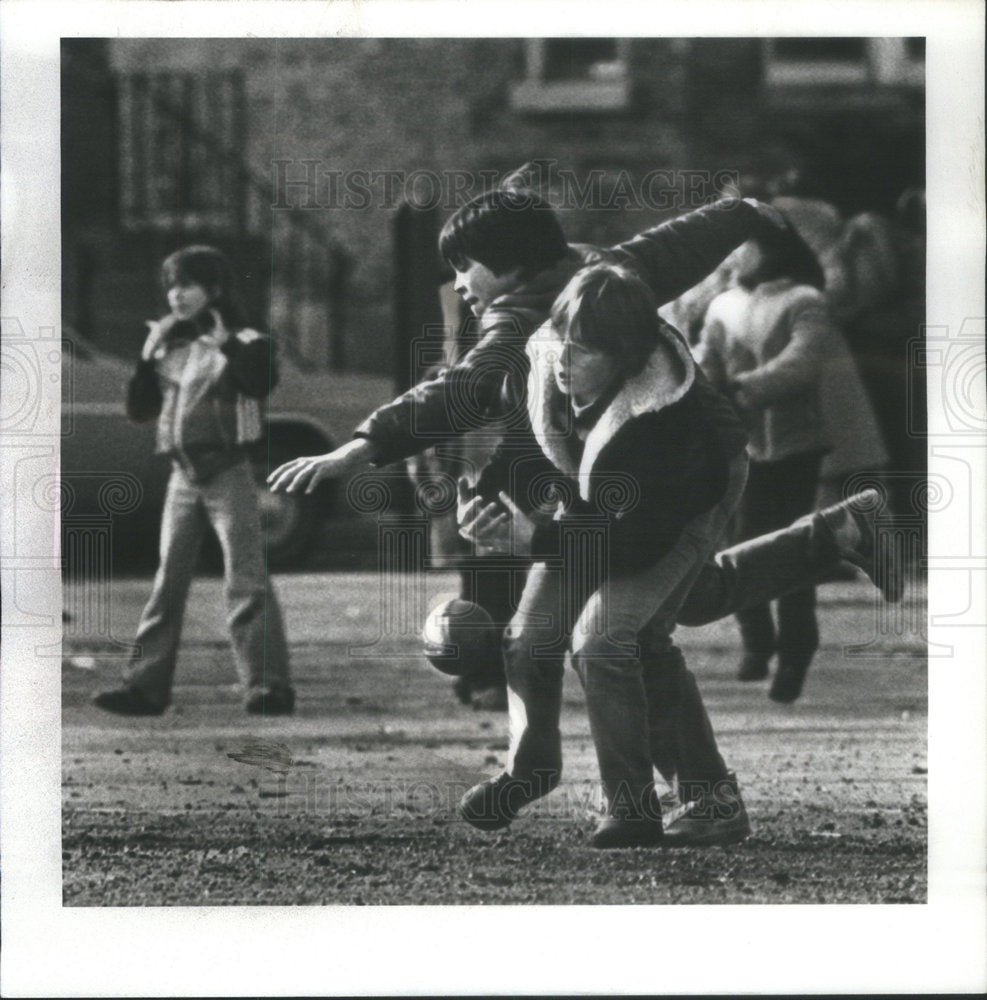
[93,245,294,717]
[695,222,832,702]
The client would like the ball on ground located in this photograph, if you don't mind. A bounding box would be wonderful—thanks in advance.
[422,598,497,677]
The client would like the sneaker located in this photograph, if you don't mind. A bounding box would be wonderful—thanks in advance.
[471,685,508,712]
[590,785,665,848]
[590,814,665,849]
[460,769,559,831]
[92,687,166,717]
[818,489,904,603]
[662,773,751,847]
[244,686,296,716]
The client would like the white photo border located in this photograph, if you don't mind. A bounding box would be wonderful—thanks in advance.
[1,1,984,996]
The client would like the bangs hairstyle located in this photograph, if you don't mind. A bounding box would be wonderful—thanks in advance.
[739,215,826,292]
[550,264,663,376]
[438,188,569,278]
[160,245,246,330]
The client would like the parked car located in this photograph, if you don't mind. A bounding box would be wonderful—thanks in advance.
[61,327,396,569]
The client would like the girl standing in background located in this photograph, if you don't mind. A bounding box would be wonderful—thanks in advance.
[695,223,832,703]
[93,246,294,717]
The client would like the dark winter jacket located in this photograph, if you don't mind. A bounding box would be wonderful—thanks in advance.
[475,319,748,577]
[355,198,774,465]
[126,310,277,481]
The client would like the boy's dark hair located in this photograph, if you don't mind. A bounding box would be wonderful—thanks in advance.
[550,263,663,377]
[160,245,247,330]
[439,189,569,279]
[738,215,826,291]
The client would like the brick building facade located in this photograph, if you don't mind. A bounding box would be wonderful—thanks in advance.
[63,37,924,375]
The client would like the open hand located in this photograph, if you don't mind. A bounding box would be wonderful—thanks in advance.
[457,479,533,555]
[268,438,375,494]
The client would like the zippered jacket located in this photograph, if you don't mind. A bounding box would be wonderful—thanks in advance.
[126,310,277,481]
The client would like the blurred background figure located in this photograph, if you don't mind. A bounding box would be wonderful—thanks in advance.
[694,220,833,702]
[404,273,515,712]
[773,196,892,509]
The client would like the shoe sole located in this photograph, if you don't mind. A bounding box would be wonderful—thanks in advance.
[460,772,560,831]
[590,828,665,849]
[662,822,752,848]
[843,490,906,604]
[92,695,166,716]
[459,811,514,832]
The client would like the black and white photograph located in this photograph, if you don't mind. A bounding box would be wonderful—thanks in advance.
[1,0,984,996]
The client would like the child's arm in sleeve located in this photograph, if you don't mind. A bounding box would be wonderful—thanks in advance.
[125,357,163,423]
[732,293,831,407]
[610,198,783,307]
[222,329,279,399]
[693,300,730,392]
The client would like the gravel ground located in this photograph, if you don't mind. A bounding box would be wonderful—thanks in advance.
[62,572,927,906]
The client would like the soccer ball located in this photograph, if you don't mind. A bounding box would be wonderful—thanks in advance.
[421,598,497,677]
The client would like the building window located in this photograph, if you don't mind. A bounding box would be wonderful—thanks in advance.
[118,71,247,231]
[763,37,924,88]
[510,38,631,113]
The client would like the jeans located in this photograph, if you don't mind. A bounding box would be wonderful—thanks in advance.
[732,452,824,670]
[458,562,527,689]
[503,453,749,813]
[124,459,291,707]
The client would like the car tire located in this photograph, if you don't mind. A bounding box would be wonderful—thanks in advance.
[251,434,333,571]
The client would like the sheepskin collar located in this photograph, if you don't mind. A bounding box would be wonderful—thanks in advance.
[526,320,696,500]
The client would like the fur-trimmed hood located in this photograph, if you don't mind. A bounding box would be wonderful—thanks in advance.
[525,319,696,501]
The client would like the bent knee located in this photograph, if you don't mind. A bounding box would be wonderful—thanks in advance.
[501,624,555,673]
[571,628,639,664]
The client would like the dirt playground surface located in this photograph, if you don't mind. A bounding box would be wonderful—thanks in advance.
[62,572,927,906]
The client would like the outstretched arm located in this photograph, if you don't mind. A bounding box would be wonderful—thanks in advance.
[268,437,380,493]
[612,198,787,306]
[352,310,533,468]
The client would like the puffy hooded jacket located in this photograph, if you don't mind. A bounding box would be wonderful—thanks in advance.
[470,317,748,577]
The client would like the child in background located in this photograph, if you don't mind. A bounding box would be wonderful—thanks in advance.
[93,245,294,717]
[695,223,832,702]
